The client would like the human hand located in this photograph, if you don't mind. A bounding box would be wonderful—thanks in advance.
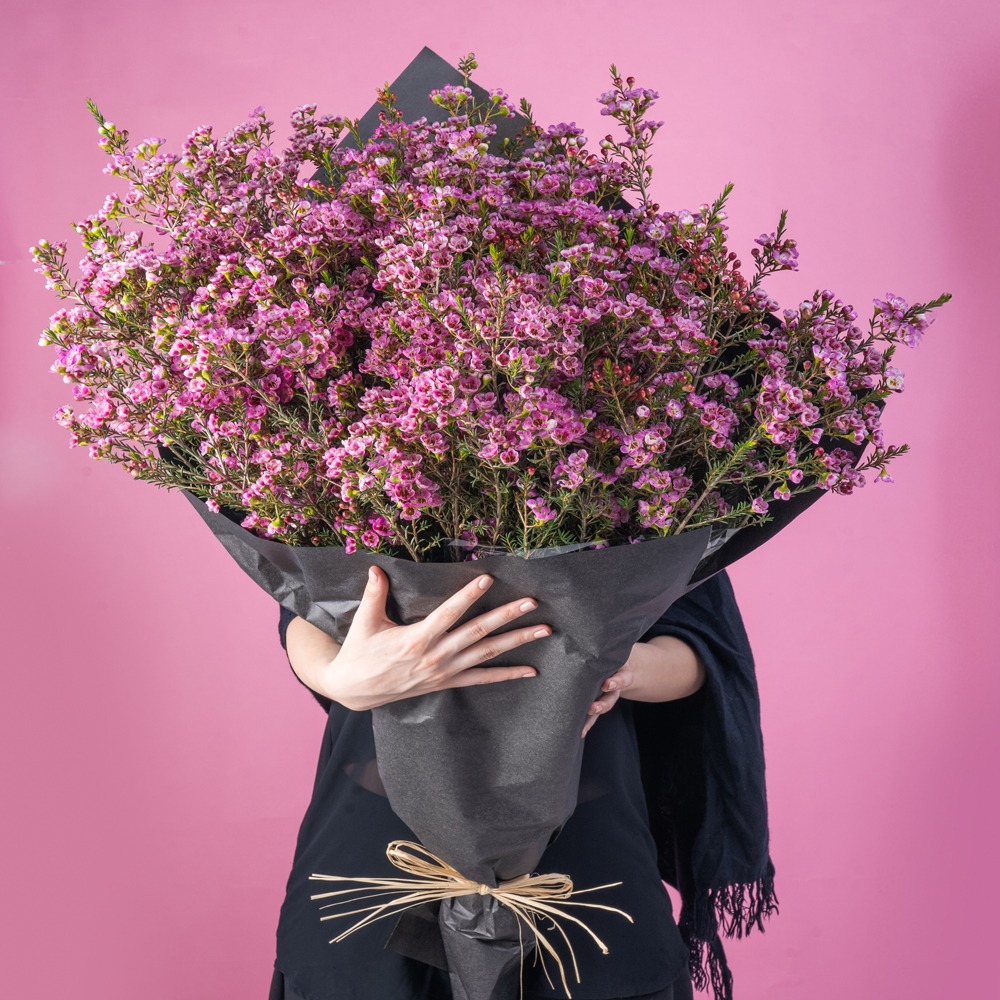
[581,635,705,737]
[316,565,552,711]
[581,661,634,738]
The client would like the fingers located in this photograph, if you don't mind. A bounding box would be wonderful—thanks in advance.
[445,665,538,690]
[441,602,552,670]
[418,573,496,639]
[600,662,634,695]
[581,664,633,738]
[352,565,390,633]
[581,689,620,738]
[416,575,551,671]
[352,568,550,699]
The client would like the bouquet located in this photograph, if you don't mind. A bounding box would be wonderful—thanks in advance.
[35,46,949,1000]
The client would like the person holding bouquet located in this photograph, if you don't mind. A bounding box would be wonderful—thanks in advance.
[33,46,945,1000]
[268,561,766,1000]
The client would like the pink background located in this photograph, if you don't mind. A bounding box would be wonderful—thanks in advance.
[1,2,996,997]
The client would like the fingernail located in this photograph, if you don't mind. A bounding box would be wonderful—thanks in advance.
[520,671,536,679]
[369,567,376,583]
[479,575,493,589]
[533,627,550,638]
[519,600,537,612]
[605,680,617,691]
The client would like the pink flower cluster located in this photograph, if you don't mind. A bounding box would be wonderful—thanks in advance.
[34,72,950,559]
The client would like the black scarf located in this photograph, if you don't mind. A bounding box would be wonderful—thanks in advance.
[633,568,777,999]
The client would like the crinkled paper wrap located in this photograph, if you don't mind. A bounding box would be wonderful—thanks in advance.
[183,489,713,999]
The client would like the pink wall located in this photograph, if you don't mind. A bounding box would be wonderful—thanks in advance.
[1,2,996,997]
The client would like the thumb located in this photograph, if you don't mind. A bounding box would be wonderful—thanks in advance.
[354,564,389,631]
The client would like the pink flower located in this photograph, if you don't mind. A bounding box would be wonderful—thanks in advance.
[37,78,941,555]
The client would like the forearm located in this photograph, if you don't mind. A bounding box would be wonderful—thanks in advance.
[620,635,706,703]
[285,615,342,697]
[286,613,704,707]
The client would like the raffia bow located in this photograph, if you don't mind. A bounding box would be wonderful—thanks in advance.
[309,840,634,998]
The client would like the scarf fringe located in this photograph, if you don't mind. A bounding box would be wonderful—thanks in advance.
[680,861,778,1000]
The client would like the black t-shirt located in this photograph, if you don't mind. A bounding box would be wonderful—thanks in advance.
[274,607,690,1000]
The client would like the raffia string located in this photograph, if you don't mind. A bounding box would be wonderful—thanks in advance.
[309,840,634,999]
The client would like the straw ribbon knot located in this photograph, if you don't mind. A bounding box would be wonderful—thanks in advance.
[309,840,634,998]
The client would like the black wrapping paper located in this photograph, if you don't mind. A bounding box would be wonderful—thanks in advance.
[185,487,711,883]
[335,46,529,153]
[183,489,712,998]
